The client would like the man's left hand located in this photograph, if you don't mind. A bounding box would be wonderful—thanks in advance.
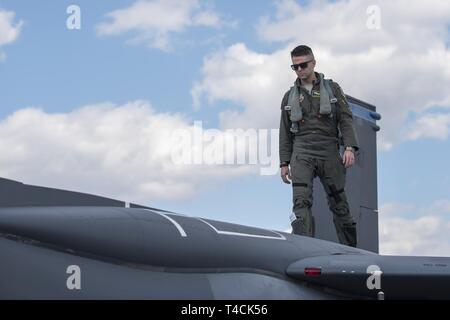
[342,150,355,168]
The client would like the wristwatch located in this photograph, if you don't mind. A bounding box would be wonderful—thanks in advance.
[345,146,355,153]
[280,162,289,168]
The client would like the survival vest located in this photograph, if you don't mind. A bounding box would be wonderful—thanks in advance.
[284,73,338,133]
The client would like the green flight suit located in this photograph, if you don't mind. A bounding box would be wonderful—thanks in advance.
[279,72,359,247]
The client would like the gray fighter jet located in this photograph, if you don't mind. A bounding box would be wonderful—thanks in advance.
[1,96,449,300]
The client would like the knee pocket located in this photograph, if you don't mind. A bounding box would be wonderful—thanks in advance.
[294,198,312,209]
[334,218,356,228]
[324,184,347,206]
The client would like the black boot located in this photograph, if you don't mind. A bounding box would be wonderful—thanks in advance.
[291,217,314,237]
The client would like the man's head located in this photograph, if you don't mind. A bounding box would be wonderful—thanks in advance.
[290,45,316,80]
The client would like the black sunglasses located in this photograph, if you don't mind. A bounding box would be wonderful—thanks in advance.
[291,60,313,71]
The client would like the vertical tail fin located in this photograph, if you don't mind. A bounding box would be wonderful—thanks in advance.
[312,96,381,253]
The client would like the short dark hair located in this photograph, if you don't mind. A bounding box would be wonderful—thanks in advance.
[291,45,314,57]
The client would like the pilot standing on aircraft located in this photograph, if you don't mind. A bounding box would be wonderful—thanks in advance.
[279,45,359,247]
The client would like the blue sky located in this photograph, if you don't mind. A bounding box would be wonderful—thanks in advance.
[0,0,282,119]
[1,0,450,256]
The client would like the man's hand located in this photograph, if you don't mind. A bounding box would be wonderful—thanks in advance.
[280,166,291,184]
[342,150,355,168]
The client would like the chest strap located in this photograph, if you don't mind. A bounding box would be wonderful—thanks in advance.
[285,73,337,122]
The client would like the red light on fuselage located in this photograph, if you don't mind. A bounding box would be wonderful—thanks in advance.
[304,267,322,276]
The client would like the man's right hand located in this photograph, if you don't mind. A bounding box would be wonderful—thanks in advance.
[280,166,291,184]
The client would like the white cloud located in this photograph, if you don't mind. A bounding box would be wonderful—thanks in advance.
[379,200,450,256]
[193,11,221,27]
[192,43,292,129]
[0,8,23,58]
[0,101,277,205]
[405,113,450,141]
[96,0,226,50]
[193,0,450,150]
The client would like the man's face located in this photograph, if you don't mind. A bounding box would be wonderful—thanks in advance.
[291,54,316,80]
